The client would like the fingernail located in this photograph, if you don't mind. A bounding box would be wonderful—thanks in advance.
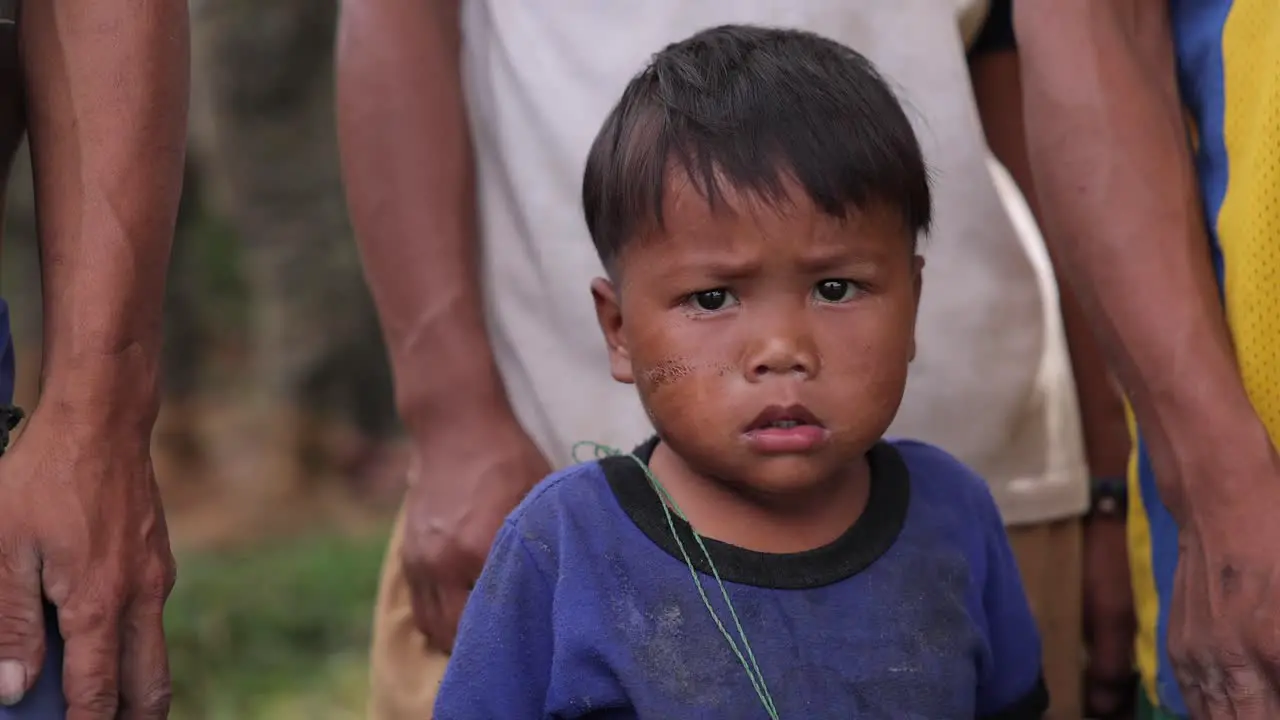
[0,660,26,705]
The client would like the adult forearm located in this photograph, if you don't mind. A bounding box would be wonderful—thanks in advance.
[1057,295,1131,477]
[971,48,1130,477]
[336,0,510,437]
[21,0,189,433]
[1015,3,1270,506]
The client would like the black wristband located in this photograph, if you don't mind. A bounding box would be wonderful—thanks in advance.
[1089,475,1128,518]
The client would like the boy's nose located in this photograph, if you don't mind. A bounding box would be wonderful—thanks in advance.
[746,328,819,381]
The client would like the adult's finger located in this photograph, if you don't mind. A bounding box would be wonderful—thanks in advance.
[431,584,470,653]
[57,594,123,720]
[0,540,45,705]
[1254,619,1280,691]
[408,578,447,650]
[1179,680,1209,720]
[1186,656,1265,720]
[116,595,171,720]
[1220,663,1274,720]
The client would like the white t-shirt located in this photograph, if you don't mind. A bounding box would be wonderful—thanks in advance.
[460,0,1088,525]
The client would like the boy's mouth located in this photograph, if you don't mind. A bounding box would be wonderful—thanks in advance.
[743,404,829,454]
[746,404,823,431]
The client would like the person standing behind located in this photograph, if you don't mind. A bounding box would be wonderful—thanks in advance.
[1017,1,1280,718]
[337,1,1131,717]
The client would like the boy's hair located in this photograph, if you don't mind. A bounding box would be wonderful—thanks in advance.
[582,25,932,270]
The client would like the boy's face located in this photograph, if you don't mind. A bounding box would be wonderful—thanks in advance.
[592,174,923,496]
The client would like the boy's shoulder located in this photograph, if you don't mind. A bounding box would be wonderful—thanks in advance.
[886,438,1003,521]
[503,459,619,545]
[890,430,977,476]
[510,459,612,513]
[887,437,981,481]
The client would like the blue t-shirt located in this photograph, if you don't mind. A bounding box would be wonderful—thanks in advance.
[435,438,1048,719]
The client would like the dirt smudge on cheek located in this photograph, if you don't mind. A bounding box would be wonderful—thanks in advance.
[641,358,696,389]
[639,359,729,427]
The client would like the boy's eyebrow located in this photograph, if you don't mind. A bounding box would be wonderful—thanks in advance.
[794,246,870,273]
[664,251,887,280]
[666,256,764,280]
[798,244,860,270]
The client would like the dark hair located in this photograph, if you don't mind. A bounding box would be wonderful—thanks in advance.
[582,25,932,270]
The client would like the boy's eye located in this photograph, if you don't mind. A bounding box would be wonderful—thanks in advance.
[688,289,738,312]
[814,279,857,303]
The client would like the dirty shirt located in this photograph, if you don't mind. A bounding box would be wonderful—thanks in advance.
[434,438,1048,719]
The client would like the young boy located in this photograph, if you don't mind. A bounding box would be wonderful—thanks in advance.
[432,25,1048,719]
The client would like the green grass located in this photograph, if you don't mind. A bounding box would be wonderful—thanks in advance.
[165,529,389,719]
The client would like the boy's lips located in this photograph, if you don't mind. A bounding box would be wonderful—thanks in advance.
[743,404,829,453]
[746,403,823,431]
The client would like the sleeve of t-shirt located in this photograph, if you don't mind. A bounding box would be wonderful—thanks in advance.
[433,521,555,719]
[974,499,1050,719]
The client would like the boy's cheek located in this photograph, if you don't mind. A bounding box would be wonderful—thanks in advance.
[636,360,735,433]
[633,357,714,411]
[638,357,697,390]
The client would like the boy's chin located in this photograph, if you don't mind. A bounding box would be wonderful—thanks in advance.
[722,456,853,501]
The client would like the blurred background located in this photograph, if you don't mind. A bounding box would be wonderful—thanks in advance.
[3,4,396,718]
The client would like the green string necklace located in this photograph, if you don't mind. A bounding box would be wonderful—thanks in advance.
[573,441,780,719]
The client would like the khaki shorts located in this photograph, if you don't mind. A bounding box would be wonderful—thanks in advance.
[1007,517,1085,720]
[368,507,1084,720]
[367,506,450,719]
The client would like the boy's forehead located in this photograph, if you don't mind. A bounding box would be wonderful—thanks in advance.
[651,171,899,251]
[611,200,904,287]
[605,163,914,280]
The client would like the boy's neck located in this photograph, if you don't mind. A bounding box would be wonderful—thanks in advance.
[647,441,872,555]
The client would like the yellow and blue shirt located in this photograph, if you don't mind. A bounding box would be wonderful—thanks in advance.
[1131,0,1280,715]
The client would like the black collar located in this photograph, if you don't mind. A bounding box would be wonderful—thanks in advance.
[601,438,911,589]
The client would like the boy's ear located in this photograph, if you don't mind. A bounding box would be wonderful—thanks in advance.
[590,277,635,384]
[908,254,924,362]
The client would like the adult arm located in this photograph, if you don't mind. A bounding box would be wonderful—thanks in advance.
[971,5,1135,688]
[970,4,1130,481]
[0,0,187,717]
[335,0,549,651]
[1016,2,1280,716]
[970,36,1134,715]
[1013,1,1272,509]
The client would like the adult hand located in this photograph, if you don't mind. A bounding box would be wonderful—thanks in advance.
[1084,512,1137,718]
[401,414,550,652]
[0,409,176,719]
[1168,467,1280,719]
